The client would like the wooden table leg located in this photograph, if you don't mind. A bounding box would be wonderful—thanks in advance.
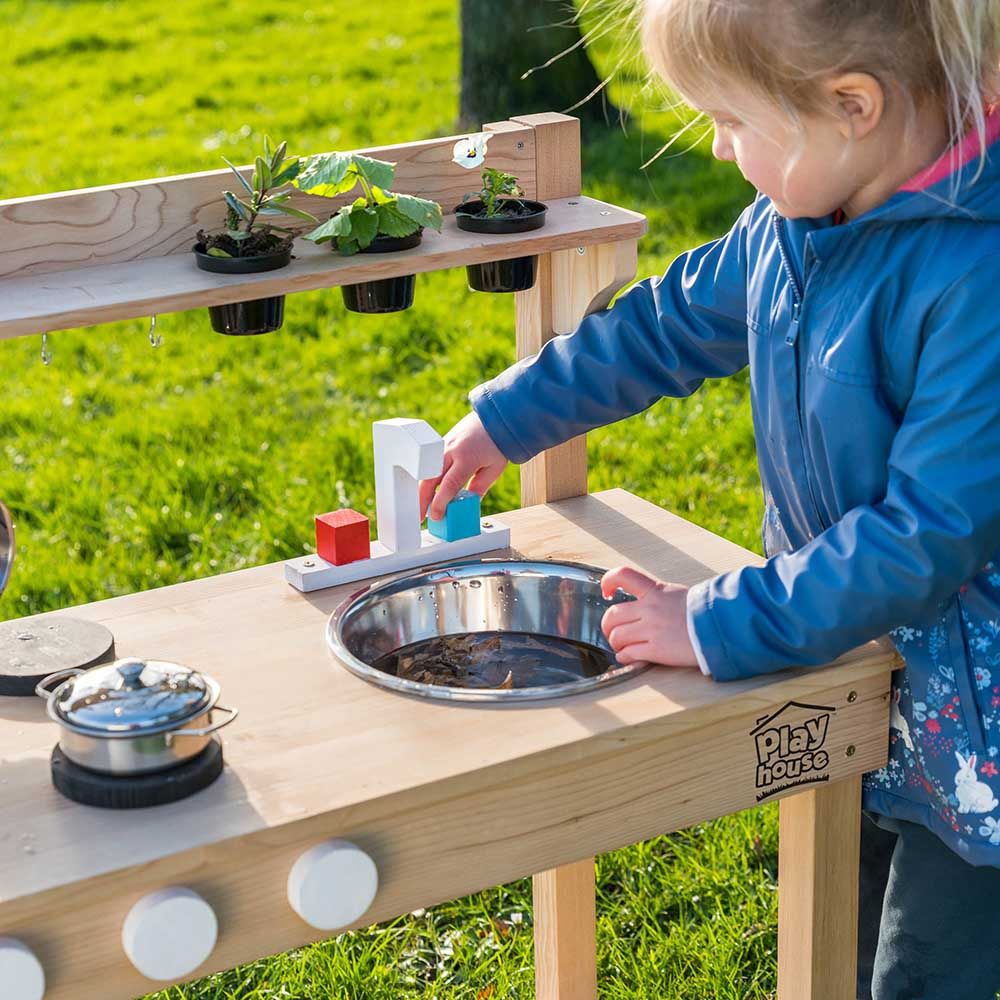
[533,859,598,1000]
[777,775,862,1000]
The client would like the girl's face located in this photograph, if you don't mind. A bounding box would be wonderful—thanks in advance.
[704,98,865,219]
[680,72,953,221]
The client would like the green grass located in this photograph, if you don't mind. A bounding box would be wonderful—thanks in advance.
[1,2,774,996]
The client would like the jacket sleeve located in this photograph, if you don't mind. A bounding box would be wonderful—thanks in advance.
[689,258,1000,681]
[468,200,757,464]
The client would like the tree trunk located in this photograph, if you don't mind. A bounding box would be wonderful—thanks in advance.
[460,0,617,130]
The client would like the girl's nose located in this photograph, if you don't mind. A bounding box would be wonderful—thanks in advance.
[712,129,735,163]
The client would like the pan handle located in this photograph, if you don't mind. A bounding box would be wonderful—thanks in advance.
[35,668,85,701]
[165,705,239,744]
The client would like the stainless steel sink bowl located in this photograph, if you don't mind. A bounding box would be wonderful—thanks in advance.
[326,559,649,702]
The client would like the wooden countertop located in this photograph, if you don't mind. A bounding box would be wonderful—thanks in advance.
[0,488,893,906]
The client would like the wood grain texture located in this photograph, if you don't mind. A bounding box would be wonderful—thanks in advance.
[533,861,597,1000]
[0,126,536,281]
[510,113,582,201]
[777,777,863,1000]
[0,489,894,999]
[515,241,639,508]
[0,197,646,340]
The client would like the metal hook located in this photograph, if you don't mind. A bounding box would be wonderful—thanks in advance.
[40,333,52,366]
[148,315,162,349]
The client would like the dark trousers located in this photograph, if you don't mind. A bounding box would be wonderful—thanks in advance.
[858,812,1000,999]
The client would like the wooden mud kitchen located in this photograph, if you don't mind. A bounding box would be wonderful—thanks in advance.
[0,113,894,1000]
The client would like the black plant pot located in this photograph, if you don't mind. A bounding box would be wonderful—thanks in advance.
[193,244,291,336]
[341,230,422,314]
[455,199,547,293]
[465,256,538,293]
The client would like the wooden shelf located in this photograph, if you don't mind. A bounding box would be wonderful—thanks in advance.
[0,197,646,341]
[0,489,893,1000]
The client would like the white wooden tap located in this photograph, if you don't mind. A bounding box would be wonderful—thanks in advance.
[285,418,509,592]
[372,418,444,554]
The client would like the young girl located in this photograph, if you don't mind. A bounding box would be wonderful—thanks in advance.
[421,1,1000,996]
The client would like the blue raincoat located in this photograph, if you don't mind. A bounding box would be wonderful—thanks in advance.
[470,138,1000,866]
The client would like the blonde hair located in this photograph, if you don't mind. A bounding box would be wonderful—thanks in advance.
[641,0,1000,185]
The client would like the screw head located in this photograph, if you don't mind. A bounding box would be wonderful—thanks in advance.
[846,744,857,757]
[576,246,586,255]
[303,558,316,568]
[516,141,524,150]
[847,690,858,703]
[568,200,579,205]
[600,210,611,216]
[482,521,493,529]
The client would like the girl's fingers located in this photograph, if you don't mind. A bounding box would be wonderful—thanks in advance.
[466,462,505,500]
[602,565,659,600]
[419,455,452,520]
[601,602,641,638]
[613,641,653,666]
[606,621,645,651]
[419,478,441,520]
[427,461,472,521]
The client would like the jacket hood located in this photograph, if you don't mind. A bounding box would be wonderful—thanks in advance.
[867,112,1000,226]
[776,111,1000,281]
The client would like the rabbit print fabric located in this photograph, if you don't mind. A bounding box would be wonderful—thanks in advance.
[954,751,999,815]
[865,561,1000,865]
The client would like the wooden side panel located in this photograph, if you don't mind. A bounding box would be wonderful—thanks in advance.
[0,126,536,280]
[0,670,889,1000]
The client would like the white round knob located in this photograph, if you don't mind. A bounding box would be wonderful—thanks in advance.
[122,887,218,981]
[287,839,378,930]
[0,938,45,1000]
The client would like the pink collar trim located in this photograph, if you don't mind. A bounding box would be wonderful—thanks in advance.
[900,105,1000,192]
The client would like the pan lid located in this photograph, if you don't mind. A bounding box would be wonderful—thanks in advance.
[51,657,214,734]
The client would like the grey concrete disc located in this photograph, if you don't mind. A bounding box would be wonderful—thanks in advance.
[0,617,116,697]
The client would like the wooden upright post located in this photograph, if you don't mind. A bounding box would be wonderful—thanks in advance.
[777,776,862,1000]
[503,112,639,1000]
[533,855,599,1000]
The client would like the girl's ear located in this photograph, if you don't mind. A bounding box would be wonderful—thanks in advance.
[985,65,1000,107]
[824,72,884,141]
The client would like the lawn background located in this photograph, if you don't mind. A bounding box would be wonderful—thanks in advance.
[2,2,776,996]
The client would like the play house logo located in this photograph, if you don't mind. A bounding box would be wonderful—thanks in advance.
[752,701,835,802]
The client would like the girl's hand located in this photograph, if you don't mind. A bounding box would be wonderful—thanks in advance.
[600,566,699,668]
[419,411,508,522]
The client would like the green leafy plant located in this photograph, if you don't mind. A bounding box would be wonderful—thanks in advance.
[198,136,318,258]
[292,152,443,255]
[463,166,524,218]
